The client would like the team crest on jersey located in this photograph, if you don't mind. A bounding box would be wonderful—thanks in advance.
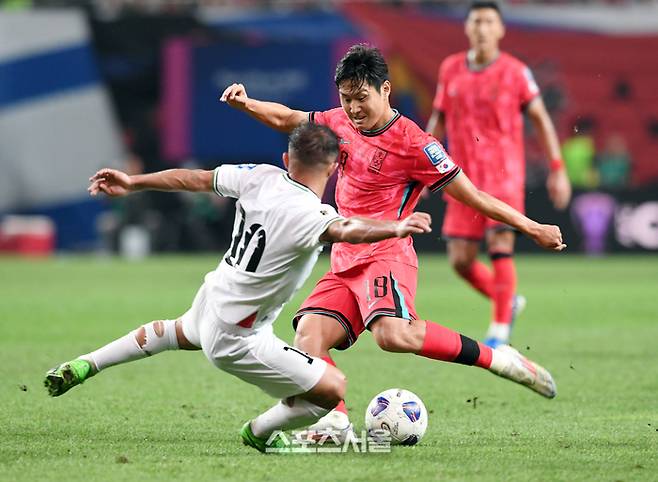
[368,148,388,174]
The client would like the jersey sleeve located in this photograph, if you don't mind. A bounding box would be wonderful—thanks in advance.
[308,110,329,127]
[410,135,462,193]
[212,163,257,198]
[294,203,343,250]
[519,64,541,107]
[432,61,449,111]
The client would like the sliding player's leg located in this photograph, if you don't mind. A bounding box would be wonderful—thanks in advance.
[44,283,208,397]
[44,318,199,397]
[292,271,364,440]
[199,322,345,453]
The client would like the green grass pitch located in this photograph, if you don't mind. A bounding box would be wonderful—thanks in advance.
[1,254,657,481]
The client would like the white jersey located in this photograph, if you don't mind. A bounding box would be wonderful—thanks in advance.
[204,163,342,330]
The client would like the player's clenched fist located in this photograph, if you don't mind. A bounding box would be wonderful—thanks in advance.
[88,168,132,197]
[531,224,566,251]
[396,212,432,238]
[220,83,249,110]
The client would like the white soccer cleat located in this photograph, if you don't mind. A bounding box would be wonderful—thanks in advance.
[306,409,354,444]
[490,345,557,399]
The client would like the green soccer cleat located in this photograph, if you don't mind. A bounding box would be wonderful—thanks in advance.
[240,421,288,453]
[44,359,93,397]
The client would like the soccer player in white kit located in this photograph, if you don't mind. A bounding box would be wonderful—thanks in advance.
[44,123,432,453]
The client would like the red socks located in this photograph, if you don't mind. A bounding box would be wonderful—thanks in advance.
[418,321,492,369]
[491,253,516,324]
[461,260,494,298]
[321,356,348,415]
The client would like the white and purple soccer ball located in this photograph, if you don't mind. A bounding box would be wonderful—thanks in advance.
[365,388,428,446]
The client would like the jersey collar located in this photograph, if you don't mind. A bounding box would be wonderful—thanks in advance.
[283,173,319,199]
[358,109,401,137]
[466,50,501,72]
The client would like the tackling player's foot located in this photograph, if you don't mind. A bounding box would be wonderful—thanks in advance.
[489,345,557,399]
[240,421,288,453]
[44,359,93,397]
[306,409,354,443]
[484,294,527,348]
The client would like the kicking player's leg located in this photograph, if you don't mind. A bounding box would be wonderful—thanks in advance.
[485,228,517,347]
[369,316,555,398]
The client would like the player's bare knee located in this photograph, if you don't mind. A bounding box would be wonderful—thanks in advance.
[371,319,403,352]
[134,326,147,347]
[449,254,473,275]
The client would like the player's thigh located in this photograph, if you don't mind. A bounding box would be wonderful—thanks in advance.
[294,271,363,352]
[343,260,418,330]
[441,197,486,242]
[225,330,331,401]
[177,283,207,348]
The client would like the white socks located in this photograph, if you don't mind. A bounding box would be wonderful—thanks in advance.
[251,398,331,438]
[486,322,511,341]
[82,319,179,371]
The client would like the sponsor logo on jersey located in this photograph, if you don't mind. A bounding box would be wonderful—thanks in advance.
[368,148,388,174]
[236,163,257,170]
[339,138,350,145]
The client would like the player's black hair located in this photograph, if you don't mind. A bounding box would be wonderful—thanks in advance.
[288,123,339,169]
[334,44,389,92]
[467,1,502,18]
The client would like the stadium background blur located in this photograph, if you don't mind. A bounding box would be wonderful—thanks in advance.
[2,3,658,480]
[1,0,657,257]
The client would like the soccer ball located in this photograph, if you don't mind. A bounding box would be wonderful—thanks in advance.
[365,388,428,446]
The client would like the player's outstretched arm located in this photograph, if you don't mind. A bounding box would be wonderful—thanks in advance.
[220,83,307,133]
[444,173,566,251]
[526,98,572,210]
[88,168,214,197]
[320,212,432,244]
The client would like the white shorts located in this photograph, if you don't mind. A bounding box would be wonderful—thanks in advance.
[180,283,327,399]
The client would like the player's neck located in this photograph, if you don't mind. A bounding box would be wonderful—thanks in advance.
[287,171,326,199]
[468,48,500,70]
[367,108,397,133]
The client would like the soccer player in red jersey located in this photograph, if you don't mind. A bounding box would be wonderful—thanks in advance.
[426,1,572,348]
[222,44,565,437]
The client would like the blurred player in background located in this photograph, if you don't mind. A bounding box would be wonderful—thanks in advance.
[426,1,572,348]
[222,44,565,439]
[44,123,434,453]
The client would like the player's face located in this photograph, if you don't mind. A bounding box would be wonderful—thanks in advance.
[465,8,505,53]
[338,80,391,131]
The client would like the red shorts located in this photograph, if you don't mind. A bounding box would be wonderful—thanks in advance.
[293,260,418,350]
[442,194,525,241]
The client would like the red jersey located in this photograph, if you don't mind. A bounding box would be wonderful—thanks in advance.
[432,52,539,197]
[310,108,461,274]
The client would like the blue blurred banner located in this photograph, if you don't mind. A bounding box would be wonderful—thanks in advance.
[163,38,335,164]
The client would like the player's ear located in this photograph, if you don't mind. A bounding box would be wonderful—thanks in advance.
[381,80,391,96]
[282,152,289,169]
[327,159,339,177]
